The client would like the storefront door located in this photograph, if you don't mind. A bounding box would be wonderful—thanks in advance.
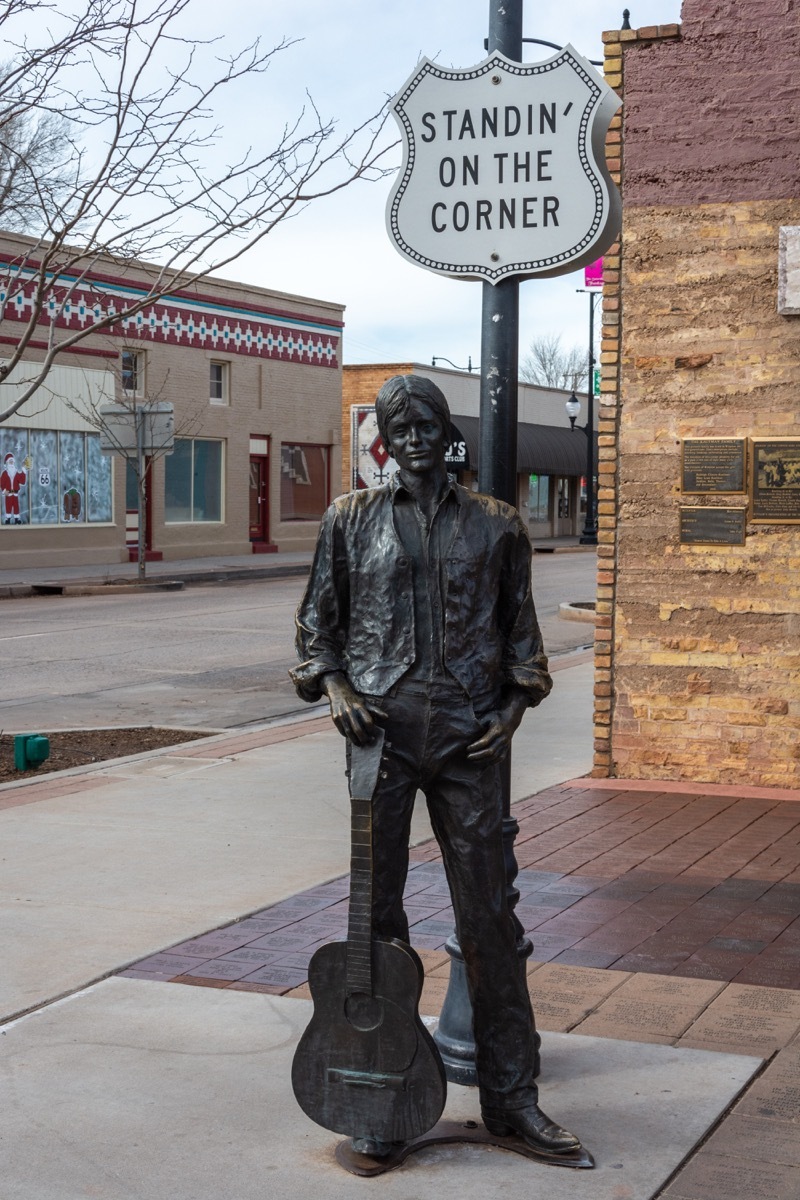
[249,436,272,550]
[555,476,573,536]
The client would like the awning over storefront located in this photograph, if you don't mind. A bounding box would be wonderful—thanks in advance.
[451,415,593,476]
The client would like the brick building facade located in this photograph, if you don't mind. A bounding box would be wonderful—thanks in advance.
[595,2,800,788]
[343,363,593,539]
[0,233,343,568]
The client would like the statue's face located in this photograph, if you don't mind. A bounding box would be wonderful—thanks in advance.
[384,398,448,476]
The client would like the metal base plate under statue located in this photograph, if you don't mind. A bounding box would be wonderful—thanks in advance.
[335,1117,594,1176]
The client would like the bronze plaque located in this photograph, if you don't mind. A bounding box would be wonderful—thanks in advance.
[681,438,746,494]
[750,438,800,523]
[679,507,747,546]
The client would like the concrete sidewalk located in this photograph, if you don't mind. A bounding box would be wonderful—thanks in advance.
[1,653,799,1199]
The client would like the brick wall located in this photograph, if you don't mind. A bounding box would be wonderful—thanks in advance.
[597,3,800,789]
[341,364,414,494]
[623,0,800,206]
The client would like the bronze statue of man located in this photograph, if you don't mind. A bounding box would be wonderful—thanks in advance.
[291,374,579,1157]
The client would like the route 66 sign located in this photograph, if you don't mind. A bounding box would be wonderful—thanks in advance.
[386,47,621,284]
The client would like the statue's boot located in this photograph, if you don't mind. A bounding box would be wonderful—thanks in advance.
[481,1102,580,1153]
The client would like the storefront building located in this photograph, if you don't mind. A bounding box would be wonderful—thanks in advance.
[0,232,343,568]
[594,4,800,789]
[342,363,594,540]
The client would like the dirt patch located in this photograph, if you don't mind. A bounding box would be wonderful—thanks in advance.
[0,727,209,783]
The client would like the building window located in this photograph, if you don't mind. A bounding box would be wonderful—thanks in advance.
[209,361,229,404]
[280,443,329,521]
[121,349,144,396]
[165,437,223,523]
[0,428,112,526]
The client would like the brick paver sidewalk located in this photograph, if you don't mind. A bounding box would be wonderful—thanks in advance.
[124,777,800,994]
[120,774,800,1200]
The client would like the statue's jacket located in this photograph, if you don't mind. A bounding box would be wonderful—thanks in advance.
[291,477,552,708]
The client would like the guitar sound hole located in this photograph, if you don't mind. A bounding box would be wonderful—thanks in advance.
[345,992,384,1031]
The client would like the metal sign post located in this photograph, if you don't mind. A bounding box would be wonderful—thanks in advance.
[437,0,527,1089]
[99,402,175,581]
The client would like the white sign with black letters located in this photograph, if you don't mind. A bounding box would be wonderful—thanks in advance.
[387,47,621,284]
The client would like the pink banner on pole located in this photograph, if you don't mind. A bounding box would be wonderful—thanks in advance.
[584,258,604,288]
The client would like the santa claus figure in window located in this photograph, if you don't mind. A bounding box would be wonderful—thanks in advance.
[1,452,31,524]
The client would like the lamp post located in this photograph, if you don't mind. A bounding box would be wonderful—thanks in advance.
[568,288,601,545]
[431,355,475,372]
[433,0,530,1089]
[565,388,597,545]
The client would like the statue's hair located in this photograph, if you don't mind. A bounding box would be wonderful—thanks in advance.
[375,374,451,447]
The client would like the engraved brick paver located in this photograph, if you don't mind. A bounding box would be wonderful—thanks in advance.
[702,1113,800,1168]
[576,973,725,1039]
[662,1153,800,1200]
[734,1044,800,1122]
[525,962,628,1030]
[678,983,800,1055]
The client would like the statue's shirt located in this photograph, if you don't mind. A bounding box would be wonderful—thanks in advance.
[291,476,551,708]
[391,480,458,685]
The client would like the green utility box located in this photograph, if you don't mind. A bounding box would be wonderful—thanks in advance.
[14,734,51,771]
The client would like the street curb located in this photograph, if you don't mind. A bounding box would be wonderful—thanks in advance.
[1,562,311,599]
[558,601,597,624]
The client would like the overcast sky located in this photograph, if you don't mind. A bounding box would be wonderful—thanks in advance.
[203,1,683,370]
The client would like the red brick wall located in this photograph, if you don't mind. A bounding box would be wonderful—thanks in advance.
[623,0,800,206]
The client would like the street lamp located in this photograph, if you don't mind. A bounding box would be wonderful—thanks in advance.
[431,355,475,372]
[565,385,597,544]
[569,287,602,545]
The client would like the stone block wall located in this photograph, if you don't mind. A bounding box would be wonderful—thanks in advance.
[596,3,800,788]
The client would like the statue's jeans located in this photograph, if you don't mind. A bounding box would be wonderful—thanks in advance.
[355,680,540,1107]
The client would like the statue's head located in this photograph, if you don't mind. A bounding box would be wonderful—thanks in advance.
[375,374,451,450]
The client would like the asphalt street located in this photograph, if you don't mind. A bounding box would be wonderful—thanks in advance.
[0,551,596,732]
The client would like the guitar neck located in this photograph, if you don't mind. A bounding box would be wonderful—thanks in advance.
[347,796,373,995]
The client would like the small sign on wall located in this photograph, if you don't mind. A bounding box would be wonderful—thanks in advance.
[680,439,746,494]
[749,437,800,523]
[679,506,747,546]
[778,227,800,315]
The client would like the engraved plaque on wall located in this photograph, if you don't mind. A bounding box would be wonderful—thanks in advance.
[679,507,747,546]
[681,439,746,494]
[750,438,800,523]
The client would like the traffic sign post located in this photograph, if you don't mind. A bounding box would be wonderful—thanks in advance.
[99,402,175,582]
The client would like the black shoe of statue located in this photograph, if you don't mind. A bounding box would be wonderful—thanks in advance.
[481,1103,581,1153]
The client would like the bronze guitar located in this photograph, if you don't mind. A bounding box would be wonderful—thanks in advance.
[291,733,446,1143]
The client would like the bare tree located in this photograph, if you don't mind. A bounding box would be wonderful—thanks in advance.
[0,0,395,424]
[520,334,589,391]
[0,106,72,230]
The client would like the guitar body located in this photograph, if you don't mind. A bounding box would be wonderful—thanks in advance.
[292,937,447,1142]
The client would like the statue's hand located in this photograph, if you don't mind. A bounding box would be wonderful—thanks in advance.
[321,672,386,745]
[466,690,528,764]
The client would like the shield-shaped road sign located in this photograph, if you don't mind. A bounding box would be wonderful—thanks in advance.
[386,46,621,285]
